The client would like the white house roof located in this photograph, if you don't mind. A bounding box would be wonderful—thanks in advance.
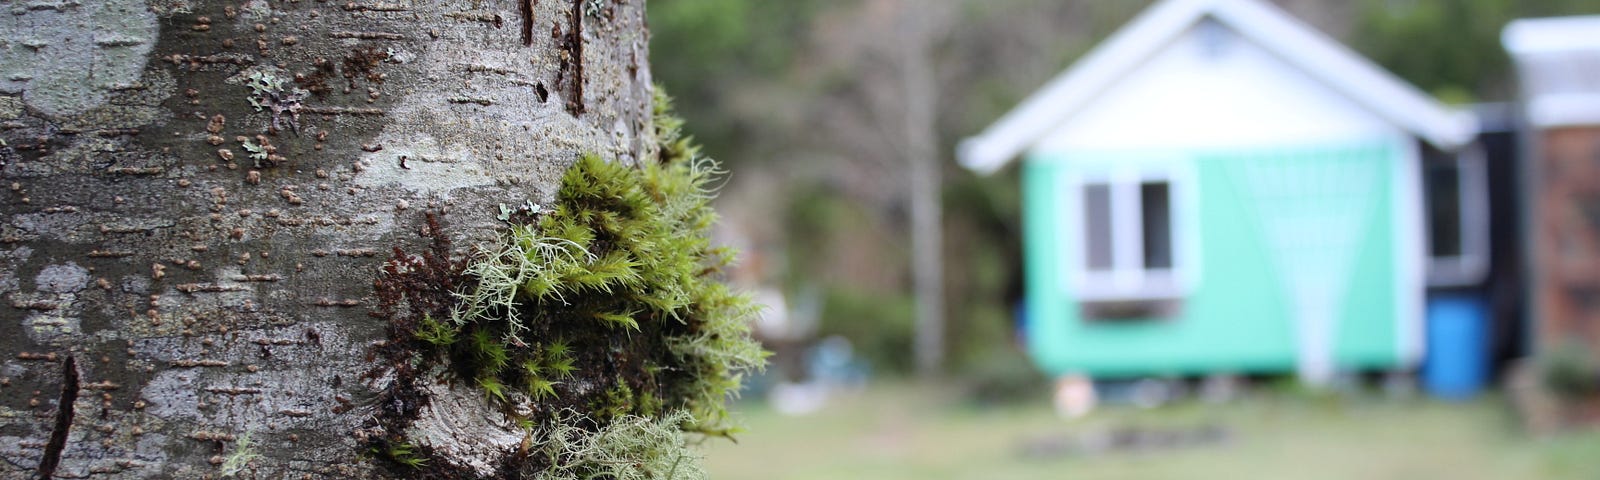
[958,0,1478,174]
[1503,16,1600,128]
[1504,15,1600,54]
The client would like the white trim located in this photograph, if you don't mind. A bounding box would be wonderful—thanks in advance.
[958,0,1475,174]
[1527,94,1600,128]
[1061,156,1198,303]
[1426,144,1491,287]
[1396,138,1426,367]
[1504,17,1600,128]
[1114,170,1142,289]
[1503,15,1600,55]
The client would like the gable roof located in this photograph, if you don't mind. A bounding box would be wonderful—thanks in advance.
[958,0,1477,174]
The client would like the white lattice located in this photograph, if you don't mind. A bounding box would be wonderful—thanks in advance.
[1233,150,1379,385]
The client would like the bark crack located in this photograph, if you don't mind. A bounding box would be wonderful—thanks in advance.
[567,0,585,115]
[521,0,537,46]
[38,355,78,479]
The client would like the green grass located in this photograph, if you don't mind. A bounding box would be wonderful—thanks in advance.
[704,383,1600,480]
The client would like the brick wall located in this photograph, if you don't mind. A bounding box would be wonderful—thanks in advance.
[1534,126,1600,352]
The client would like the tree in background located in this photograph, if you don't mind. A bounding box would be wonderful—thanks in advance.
[650,0,1146,378]
[647,0,833,167]
[1353,0,1600,102]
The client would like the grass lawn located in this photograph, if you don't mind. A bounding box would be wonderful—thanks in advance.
[702,382,1600,479]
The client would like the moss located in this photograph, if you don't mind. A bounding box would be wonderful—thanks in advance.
[369,90,765,478]
[591,375,651,422]
[432,91,765,435]
[368,439,428,470]
[414,314,457,347]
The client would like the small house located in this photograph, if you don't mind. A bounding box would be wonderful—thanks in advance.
[959,0,1477,385]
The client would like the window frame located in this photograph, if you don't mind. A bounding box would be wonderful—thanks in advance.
[1064,163,1191,303]
[1425,144,1490,286]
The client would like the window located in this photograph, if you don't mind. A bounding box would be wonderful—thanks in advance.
[1141,182,1173,270]
[1077,179,1173,277]
[1427,162,1462,258]
[1083,184,1114,271]
[1424,145,1488,286]
[1071,169,1186,304]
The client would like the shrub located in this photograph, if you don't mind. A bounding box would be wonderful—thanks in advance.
[1540,341,1600,400]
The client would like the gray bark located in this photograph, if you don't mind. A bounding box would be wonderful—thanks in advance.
[897,2,942,379]
[0,0,654,477]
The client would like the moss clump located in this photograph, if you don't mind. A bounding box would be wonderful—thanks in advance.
[441,150,764,428]
[437,93,765,433]
[375,90,765,478]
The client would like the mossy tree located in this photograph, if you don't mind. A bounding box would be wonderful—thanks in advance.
[371,93,764,478]
[0,2,756,478]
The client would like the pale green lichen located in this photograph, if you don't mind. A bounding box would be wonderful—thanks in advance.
[240,138,268,163]
[532,410,707,480]
[219,431,260,478]
[242,70,307,134]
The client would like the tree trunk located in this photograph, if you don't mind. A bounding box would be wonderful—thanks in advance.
[897,2,943,379]
[0,0,655,477]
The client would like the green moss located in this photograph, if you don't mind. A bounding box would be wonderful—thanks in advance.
[369,440,428,469]
[413,314,456,347]
[429,93,763,429]
[591,375,639,421]
[385,89,764,477]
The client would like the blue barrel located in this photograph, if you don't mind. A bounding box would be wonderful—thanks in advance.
[1423,294,1488,400]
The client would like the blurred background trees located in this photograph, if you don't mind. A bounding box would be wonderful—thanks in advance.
[1352,0,1600,103]
[647,0,1600,381]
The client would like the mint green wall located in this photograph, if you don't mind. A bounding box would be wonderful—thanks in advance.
[1023,141,1402,378]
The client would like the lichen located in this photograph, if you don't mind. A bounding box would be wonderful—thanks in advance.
[242,69,307,135]
[231,133,288,168]
[533,409,707,480]
[368,91,765,478]
[219,431,260,477]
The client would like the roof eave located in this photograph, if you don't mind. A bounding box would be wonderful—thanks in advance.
[958,0,1214,174]
[958,0,1476,175]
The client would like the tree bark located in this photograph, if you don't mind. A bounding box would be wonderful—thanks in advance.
[0,0,655,477]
